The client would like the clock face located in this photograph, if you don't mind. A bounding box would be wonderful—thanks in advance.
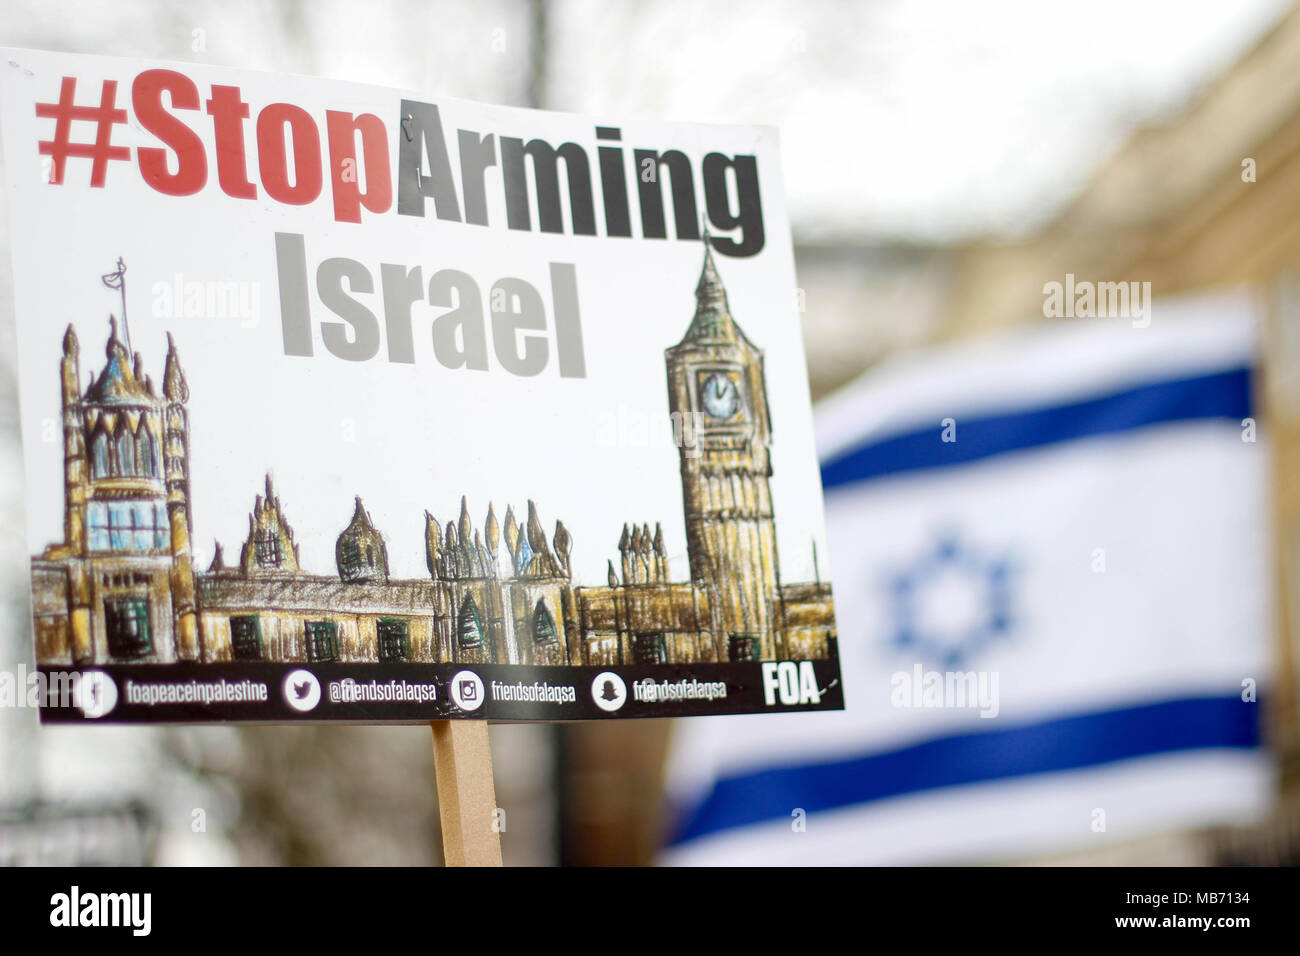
[700,371,741,421]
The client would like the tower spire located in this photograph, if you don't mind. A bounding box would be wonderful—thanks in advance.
[163,332,189,402]
[336,495,388,583]
[679,232,741,344]
[696,228,725,304]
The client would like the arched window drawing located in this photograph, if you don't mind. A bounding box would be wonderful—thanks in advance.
[337,537,361,576]
[91,431,110,478]
[255,529,282,567]
[115,427,135,476]
[457,594,483,648]
[136,428,158,478]
[533,599,559,646]
[515,535,533,574]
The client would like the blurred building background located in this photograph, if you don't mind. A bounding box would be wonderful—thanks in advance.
[1,0,1298,865]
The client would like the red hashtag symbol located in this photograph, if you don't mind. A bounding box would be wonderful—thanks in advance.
[36,77,131,187]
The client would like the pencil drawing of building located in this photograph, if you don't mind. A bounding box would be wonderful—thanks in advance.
[30,243,836,668]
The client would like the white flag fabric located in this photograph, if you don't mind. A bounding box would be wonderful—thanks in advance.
[663,291,1275,865]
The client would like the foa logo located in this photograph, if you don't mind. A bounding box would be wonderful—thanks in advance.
[761,661,821,706]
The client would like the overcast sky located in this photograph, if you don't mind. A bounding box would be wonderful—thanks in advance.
[0,0,1290,242]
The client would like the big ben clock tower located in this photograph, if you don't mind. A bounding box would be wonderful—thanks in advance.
[666,236,781,661]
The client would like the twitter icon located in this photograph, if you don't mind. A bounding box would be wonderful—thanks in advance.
[282,669,322,713]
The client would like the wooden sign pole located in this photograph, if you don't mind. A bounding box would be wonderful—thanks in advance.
[431,720,503,866]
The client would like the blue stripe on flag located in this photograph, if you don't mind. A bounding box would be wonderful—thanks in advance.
[821,367,1252,490]
[669,695,1259,847]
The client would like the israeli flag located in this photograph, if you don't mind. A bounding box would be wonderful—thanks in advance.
[664,291,1274,865]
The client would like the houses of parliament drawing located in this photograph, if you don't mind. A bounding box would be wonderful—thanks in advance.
[29,244,837,669]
